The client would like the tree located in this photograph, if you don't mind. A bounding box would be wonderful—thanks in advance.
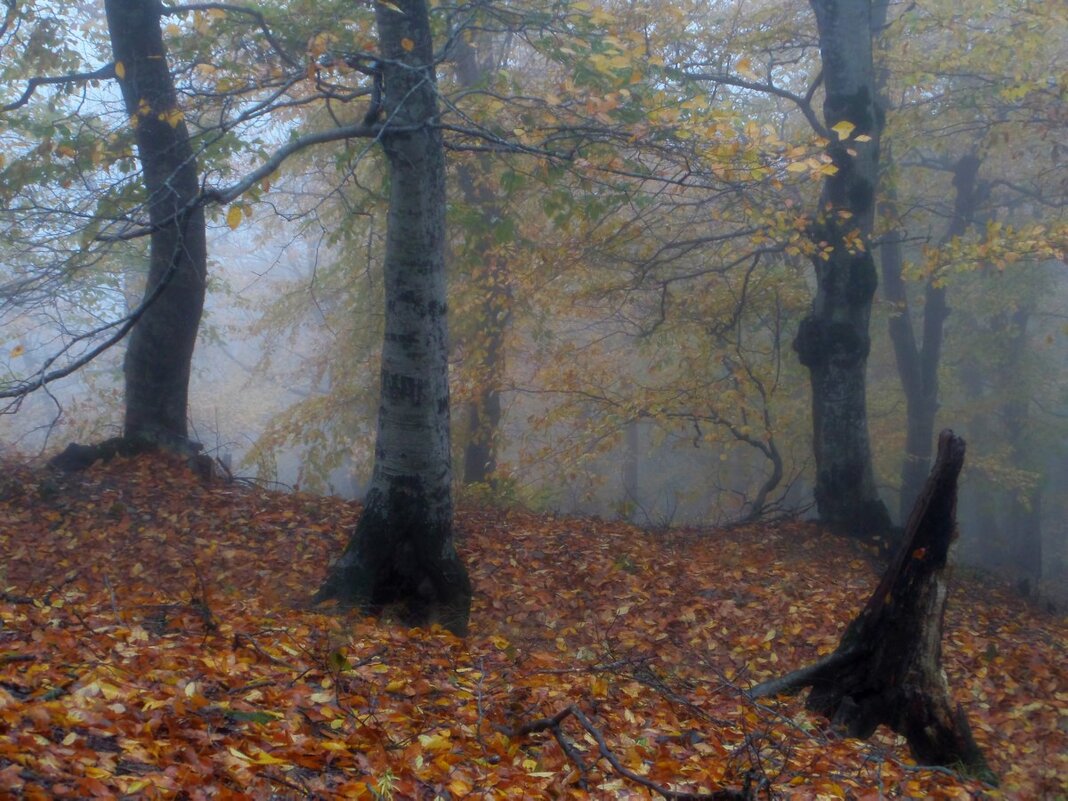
[880,154,982,521]
[753,430,994,781]
[105,0,207,447]
[791,0,892,541]
[0,1,303,449]
[449,35,512,488]
[313,0,471,636]
[871,0,1066,527]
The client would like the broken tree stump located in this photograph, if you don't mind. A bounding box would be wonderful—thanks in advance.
[752,430,995,782]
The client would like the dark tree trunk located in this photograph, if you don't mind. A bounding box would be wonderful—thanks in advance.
[752,430,994,782]
[622,418,640,522]
[1007,490,1043,583]
[883,155,981,521]
[793,0,892,541]
[314,0,471,636]
[463,386,502,485]
[452,37,509,487]
[105,0,207,446]
[1001,307,1043,581]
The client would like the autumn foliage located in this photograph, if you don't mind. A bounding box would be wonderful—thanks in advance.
[0,454,1064,799]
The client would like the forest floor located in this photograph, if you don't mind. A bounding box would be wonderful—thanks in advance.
[0,453,1064,800]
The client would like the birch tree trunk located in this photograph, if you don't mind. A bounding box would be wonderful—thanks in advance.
[105,0,207,446]
[793,0,892,541]
[314,0,471,635]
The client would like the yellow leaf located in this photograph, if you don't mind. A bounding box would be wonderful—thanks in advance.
[591,676,609,698]
[114,61,125,80]
[831,120,856,140]
[158,107,184,128]
[379,0,403,11]
[734,56,758,79]
[401,37,415,52]
[448,779,472,795]
[226,205,243,230]
[307,32,334,58]
[9,344,24,358]
[237,748,289,766]
[786,161,808,173]
[418,732,452,753]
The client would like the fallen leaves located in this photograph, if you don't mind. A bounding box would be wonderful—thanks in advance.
[0,453,1064,799]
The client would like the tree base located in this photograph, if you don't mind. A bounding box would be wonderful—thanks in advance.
[313,486,472,637]
[49,435,213,479]
[752,431,995,783]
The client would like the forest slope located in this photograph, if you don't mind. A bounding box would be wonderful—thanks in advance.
[0,454,1064,799]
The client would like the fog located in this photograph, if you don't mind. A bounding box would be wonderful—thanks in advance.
[1,0,1065,607]
[4,199,1064,602]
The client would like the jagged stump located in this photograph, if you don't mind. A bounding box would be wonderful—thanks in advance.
[752,430,994,782]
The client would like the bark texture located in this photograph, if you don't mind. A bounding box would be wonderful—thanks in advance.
[106,0,207,445]
[793,0,891,541]
[752,430,994,782]
[314,0,471,635]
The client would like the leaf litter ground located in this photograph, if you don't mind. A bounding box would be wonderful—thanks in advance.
[0,454,1064,800]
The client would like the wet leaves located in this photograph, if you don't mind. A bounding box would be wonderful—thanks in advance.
[0,454,1064,799]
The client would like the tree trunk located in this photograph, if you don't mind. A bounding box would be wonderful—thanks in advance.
[752,430,994,782]
[622,418,640,522]
[314,0,471,636]
[452,36,510,487]
[105,0,207,446]
[883,155,981,522]
[463,387,502,485]
[793,0,891,541]
[1001,307,1043,581]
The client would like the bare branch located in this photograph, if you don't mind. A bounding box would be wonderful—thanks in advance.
[1,64,117,113]
[500,704,753,801]
[679,68,827,138]
[161,1,301,67]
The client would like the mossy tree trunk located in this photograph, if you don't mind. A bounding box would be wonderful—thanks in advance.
[792,0,892,542]
[752,430,994,782]
[105,0,207,447]
[313,0,471,636]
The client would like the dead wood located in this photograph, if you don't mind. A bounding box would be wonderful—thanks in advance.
[751,430,995,783]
